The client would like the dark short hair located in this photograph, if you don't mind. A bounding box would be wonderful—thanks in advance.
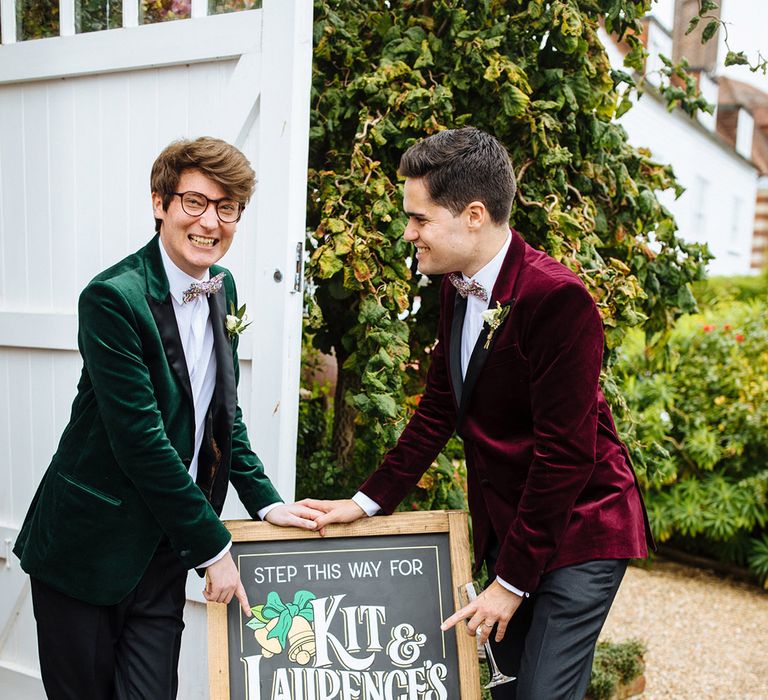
[398,127,516,225]
[150,137,256,232]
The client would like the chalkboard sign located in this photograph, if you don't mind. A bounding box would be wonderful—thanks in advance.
[208,511,480,699]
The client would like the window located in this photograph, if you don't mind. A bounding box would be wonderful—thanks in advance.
[2,0,262,42]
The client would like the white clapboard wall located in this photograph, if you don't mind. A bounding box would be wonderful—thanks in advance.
[0,2,313,697]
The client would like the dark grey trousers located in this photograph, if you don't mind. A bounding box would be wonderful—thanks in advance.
[487,558,628,700]
[31,540,187,700]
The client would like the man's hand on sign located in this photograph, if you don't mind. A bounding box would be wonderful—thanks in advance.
[263,502,324,530]
[204,551,251,616]
[295,498,366,536]
[440,580,523,644]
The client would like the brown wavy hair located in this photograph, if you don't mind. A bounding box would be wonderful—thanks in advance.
[150,137,256,232]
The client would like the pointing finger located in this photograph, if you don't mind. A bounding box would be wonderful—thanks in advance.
[235,581,251,617]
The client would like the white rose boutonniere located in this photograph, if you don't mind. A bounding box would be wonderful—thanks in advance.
[226,302,252,340]
[481,302,511,349]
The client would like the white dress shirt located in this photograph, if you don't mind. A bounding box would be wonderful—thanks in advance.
[459,233,511,376]
[159,242,278,568]
[354,233,528,597]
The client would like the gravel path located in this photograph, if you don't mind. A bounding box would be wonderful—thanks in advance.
[599,559,768,699]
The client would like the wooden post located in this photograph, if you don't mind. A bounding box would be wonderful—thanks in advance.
[60,0,75,36]
[122,0,139,28]
[247,0,313,501]
[0,0,17,44]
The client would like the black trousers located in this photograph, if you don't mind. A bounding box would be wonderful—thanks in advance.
[486,557,628,700]
[31,541,188,700]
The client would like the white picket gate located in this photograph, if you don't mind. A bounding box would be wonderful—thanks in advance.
[0,1,313,696]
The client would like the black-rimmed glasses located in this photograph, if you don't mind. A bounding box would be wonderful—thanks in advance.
[170,191,244,223]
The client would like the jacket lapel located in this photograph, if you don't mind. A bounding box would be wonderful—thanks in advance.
[456,297,515,428]
[208,284,236,429]
[453,229,527,428]
[195,284,236,503]
[449,293,467,407]
[144,236,193,406]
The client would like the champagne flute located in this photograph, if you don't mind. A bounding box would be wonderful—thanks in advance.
[457,580,516,689]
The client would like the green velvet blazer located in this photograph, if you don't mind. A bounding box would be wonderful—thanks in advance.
[14,235,281,605]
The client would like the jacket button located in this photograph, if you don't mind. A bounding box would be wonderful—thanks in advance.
[480,479,491,486]
[180,549,191,558]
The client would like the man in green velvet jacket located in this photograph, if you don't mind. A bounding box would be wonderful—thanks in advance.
[14,137,320,700]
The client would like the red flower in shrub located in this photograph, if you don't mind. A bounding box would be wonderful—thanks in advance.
[703,324,715,333]
[735,334,745,343]
[723,324,732,331]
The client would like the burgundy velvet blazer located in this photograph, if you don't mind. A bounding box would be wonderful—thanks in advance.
[360,230,652,592]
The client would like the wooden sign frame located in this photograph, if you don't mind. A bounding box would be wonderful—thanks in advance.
[208,510,480,699]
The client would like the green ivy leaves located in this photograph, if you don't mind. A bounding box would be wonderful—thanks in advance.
[304,0,709,494]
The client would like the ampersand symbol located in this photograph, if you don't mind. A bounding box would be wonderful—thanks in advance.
[386,623,427,667]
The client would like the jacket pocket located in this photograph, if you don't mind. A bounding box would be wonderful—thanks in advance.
[57,472,123,506]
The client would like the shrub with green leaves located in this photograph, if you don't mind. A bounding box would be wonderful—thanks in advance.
[302,0,709,504]
[586,639,646,700]
[616,295,768,586]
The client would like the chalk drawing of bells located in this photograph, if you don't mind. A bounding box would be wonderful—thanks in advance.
[246,590,317,665]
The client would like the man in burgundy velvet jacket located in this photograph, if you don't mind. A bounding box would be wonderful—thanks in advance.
[303,127,652,699]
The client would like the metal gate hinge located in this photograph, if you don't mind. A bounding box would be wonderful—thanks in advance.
[292,241,304,294]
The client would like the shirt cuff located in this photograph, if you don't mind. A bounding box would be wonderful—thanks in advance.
[257,502,283,521]
[197,540,232,569]
[496,575,529,598]
[352,492,380,517]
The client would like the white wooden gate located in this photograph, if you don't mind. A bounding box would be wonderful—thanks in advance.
[0,2,313,696]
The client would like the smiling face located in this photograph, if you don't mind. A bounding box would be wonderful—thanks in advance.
[403,177,478,276]
[152,169,238,279]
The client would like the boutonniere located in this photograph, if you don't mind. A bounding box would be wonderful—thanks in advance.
[226,302,252,340]
[481,302,510,349]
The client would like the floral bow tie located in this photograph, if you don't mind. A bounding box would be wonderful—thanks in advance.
[182,272,226,304]
[448,273,488,302]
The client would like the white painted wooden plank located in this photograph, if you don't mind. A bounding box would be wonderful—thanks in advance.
[28,353,57,486]
[0,89,29,306]
[60,0,76,36]
[122,0,139,28]
[21,84,53,308]
[0,355,11,523]
[0,12,262,84]
[0,313,78,350]
[177,599,208,700]
[190,0,207,19]
[236,359,253,416]
[247,0,312,502]
[0,312,264,358]
[0,0,16,45]
[0,106,5,305]
[0,531,28,655]
[97,77,132,264]
[156,67,191,147]
[127,69,162,246]
[188,60,236,137]
[0,583,44,692]
[47,80,80,307]
[0,526,16,564]
[6,352,34,518]
[0,664,44,699]
[210,52,262,146]
[72,82,104,283]
[52,352,83,437]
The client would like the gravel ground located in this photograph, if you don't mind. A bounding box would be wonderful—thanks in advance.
[599,559,768,699]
